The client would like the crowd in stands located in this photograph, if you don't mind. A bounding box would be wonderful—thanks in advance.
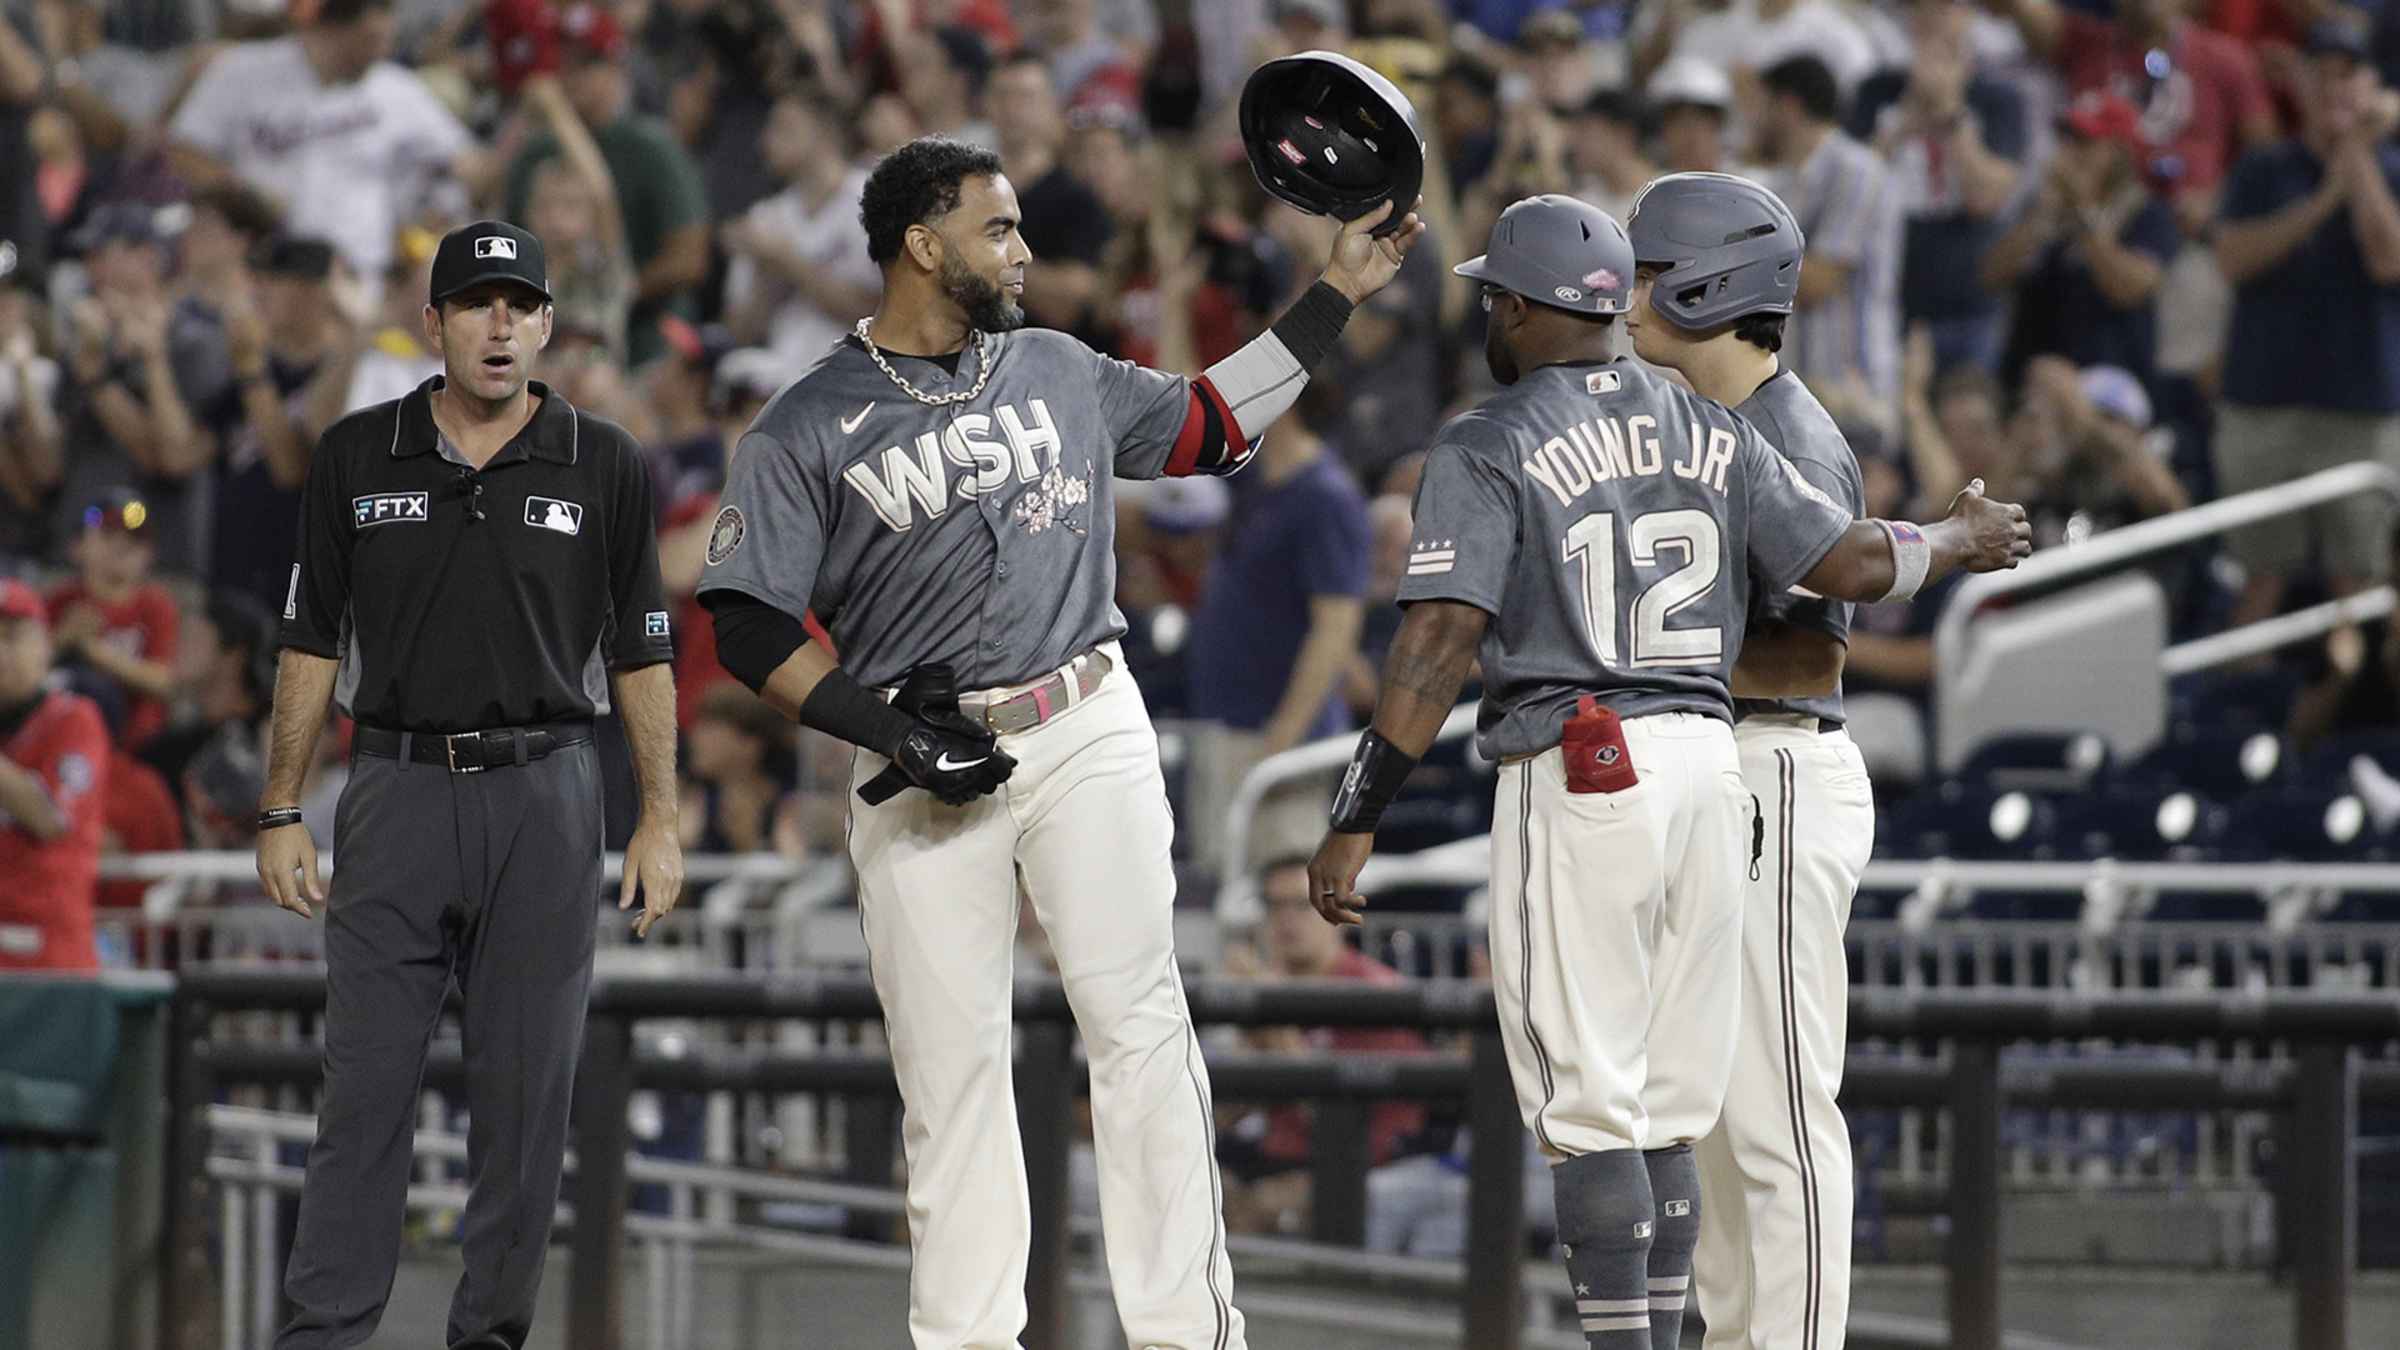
[0,0,2394,980]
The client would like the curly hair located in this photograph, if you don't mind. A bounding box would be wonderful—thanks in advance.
[859,137,1007,266]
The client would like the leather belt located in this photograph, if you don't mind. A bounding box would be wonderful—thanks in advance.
[354,721,593,774]
[959,649,1112,736]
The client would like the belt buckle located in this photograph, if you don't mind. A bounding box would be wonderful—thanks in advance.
[446,731,487,774]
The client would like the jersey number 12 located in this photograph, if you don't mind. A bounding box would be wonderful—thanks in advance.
[1564,509,1724,668]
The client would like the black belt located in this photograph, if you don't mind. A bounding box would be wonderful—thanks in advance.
[354,721,593,774]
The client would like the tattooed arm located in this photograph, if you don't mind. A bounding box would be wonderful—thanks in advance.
[1365,600,1490,754]
[1306,598,1490,924]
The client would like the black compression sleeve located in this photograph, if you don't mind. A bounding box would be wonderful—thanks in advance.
[797,668,920,757]
[1268,281,1356,372]
[705,591,810,693]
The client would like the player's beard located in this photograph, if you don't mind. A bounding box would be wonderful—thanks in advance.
[1484,316,1520,386]
[941,254,1025,334]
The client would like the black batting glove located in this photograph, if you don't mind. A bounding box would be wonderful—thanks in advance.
[888,718,1016,805]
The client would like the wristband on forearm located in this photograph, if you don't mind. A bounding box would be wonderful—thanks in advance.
[1875,520,1933,602]
[798,669,921,758]
[1268,281,1356,372]
[1329,729,1419,834]
[257,806,304,831]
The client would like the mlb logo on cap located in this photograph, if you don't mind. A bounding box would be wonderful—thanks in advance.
[430,219,553,305]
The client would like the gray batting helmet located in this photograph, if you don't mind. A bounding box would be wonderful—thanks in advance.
[1454,194,1634,316]
[1624,172,1804,331]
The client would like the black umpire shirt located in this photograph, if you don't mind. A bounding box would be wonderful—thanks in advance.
[278,377,673,733]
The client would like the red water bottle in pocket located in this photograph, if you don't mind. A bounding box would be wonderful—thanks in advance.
[1561,696,1638,794]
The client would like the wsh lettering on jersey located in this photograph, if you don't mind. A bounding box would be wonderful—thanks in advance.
[842,399,1072,532]
[1520,415,1740,507]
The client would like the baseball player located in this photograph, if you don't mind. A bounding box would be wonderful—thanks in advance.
[1627,171,1873,1350]
[1305,194,2027,1350]
[696,136,1423,1350]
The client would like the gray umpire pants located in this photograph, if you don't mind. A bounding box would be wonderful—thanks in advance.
[275,736,603,1350]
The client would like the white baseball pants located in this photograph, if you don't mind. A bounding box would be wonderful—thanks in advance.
[1695,718,1874,1350]
[1487,711,1753,1159]
[846,648,1243,1350]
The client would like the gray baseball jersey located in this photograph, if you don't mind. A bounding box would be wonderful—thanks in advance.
[696,330,1194,688]
[1395,358,1853,761]
[1732,370,1867,727]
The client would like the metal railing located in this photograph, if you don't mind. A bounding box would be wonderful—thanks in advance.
[161,968,2400,1350]
[1932,461,2400,766]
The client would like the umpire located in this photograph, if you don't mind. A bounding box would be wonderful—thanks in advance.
[254,219,685,1350]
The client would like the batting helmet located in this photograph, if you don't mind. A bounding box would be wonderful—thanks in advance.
[1239,51,1426,237]
[1454,194,1634,316]
[1624,172,1804,331]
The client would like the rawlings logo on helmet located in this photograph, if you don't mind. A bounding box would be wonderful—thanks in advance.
[1554,285,1583,303]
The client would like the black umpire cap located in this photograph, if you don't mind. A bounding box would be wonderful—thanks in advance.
[429,219,552,306]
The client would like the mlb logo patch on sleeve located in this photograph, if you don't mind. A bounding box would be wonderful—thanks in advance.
[644,610,670,638]
[525,496,583,535]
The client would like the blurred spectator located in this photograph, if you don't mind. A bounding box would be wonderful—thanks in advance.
[896,25,999,149]
[47,485,174,747]
[1258,0,1347,70]
[0,259,62,555]
[0,1,47,287]
[1433,57,1503,197]
[1271,203,1444,481]
[988,51,1113,334]
[1992,0,2275,221]
[1184,382,1369,872]
[330,228,444,414]
[1983,91,2177,391]
[504,3,709,367]
[2291,594,2400,749]
[1517,6,1610,109]
[168,0,478,291]
[1022,0,1142,110]
[1136,475,1230,611]
[205,236,348,610]
[143,591,271,792]
[1637,0,1878,99]
[646,0,792,222]
[1087,121,1289,373]
[2020,357,2193,535]
[660,345,782,731]
[1343,492,1414,720]
[1853,0,2028,373]
[1565,88,1657,222]
[1215,855,1431,1238]
[721,87,877,375]
[679,682,797,856]
[520,72,636,364]
[98,735,180,916]
[647,315,734,511]
[1649,55,1749,176]
[0,577,106,971]
[2212,20,2400,629]
[53,202,211,574]
[1759,55,1904,409]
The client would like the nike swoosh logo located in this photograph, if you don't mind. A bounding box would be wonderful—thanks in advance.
[934,752,989,772]
[840,403,875,434]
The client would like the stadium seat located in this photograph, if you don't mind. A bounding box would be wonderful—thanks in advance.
[1954,732,2113,793]
[2222,788,2382,861]
[2073,787,2232,862]
[2116,723,2288,800]
[2167,665,2302,730]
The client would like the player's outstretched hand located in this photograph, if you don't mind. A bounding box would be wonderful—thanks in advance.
[1946,476,2033,573]
[891,719,1018,807]
[1320,196,1429,305]
[257,819,324,919]
[1307,830,1375,927]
